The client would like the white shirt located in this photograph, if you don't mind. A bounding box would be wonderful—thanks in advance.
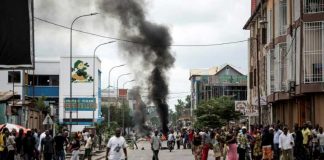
[38,132,46,151]
[151,135,161,151]
[168,133,175,141]
[279,133,294,150]
[107,136,127,160]
[83,132,89,141]
[85,137,93,149]
[317,133,324,146]
[273,129,282,144]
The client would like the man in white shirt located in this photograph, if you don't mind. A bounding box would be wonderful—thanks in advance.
[106,128,127,160]
[167,131,175,151]
[279,126,294,160]
[317,127,324,158]
[151,130,161,160]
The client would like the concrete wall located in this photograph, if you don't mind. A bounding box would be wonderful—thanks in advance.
[59,56,101,132]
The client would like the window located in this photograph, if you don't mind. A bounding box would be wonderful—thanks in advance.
[270,50,275,92]
[279,0,287,35]
[304,0,324,13]
[27,75,59,86]
[8,71,21,83]
[279,43,287,91]
[303,21,324,83]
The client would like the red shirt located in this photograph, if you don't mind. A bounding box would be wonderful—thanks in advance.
[188,131,194,142]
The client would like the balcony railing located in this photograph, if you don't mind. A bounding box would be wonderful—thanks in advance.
[304,0,324,13]
[303,21,324,83]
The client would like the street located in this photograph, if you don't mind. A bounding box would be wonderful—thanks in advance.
[93,141,215,160]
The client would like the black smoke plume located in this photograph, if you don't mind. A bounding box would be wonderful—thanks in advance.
[99,0,175,133]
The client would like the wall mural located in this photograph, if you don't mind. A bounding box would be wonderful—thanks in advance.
[72,60,93,83]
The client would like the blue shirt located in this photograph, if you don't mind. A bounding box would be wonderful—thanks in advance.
[273,129,282,144]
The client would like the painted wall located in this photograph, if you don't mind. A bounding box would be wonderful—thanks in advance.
[59,56,101,132]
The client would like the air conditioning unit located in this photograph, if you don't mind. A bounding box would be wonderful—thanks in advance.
[288,80,296,93]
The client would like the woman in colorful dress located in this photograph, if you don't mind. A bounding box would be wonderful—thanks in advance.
[253,129,262,160]
[193,130,203,160]
[226,129,238,160]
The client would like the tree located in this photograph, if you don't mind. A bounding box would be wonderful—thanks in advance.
[194,96,241,129]
[36,96,50,113]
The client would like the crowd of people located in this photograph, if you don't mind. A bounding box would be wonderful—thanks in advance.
[181,122,324,160]
[0,127,98,160]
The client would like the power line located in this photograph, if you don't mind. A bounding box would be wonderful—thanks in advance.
[34,17,248,47]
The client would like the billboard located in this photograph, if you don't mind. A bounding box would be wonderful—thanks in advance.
[0,0,34,68]
[235,100,258,116]
[64,98,96,111]
[72,59,93,83]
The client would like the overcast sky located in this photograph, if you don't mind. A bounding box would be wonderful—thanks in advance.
[33,0,251,109]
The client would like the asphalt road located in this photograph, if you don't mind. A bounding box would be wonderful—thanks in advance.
[100,141,216,160]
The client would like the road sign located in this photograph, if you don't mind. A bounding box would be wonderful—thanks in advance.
[43,114,53,125]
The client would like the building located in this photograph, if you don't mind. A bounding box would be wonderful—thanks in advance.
[189,64,248,117]
[59,56,102,131]
[0,56,102,132]
[244,0,324,128]
[0,59,60,129]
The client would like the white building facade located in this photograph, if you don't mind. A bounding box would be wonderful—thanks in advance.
[59,56,102,132]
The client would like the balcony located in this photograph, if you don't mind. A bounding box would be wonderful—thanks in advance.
[304,0,324,13]
[26,86,59,97]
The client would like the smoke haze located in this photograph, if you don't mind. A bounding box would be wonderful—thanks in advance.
[98,0,175,133]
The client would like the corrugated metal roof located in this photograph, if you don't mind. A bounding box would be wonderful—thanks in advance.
[0,91,16,101]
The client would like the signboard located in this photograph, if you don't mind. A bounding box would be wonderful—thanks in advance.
[252,96,267,106]
[72,60,93,83]
[119,89,127,97]
[235,101,247,112]
[64,98,96,111]
[0,0,34,68]
[235,101,258,116]
[43,114,53,125]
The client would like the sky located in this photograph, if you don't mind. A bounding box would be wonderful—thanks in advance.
[33,0,251,109]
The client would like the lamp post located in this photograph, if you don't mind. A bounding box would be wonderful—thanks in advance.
[69,12,98,134]
[122,79,135,133]
[92,41,115,126]
[116,73,131,135]
[107,64,126,128]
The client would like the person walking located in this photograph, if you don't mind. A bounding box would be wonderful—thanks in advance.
[5,129,15,160]
[211,130,221,160]
[317,127,324,159]
[106,128,128,160]
[226,128,238,160]
[261,127,274,160]
[273,125,282,160]
[0,127,8,159]
[176,133,181,149]
[23,130,36,160]
[15,128,24,160]
[302,123,312,158]
[253,129,262,160]
[70,133,81,160]
[293,124,307,160]
[151,130,161,160]
[54,131,67,160]
[41,130,54,160]
[83,133,94,160]
[193,130,202,160]
[201,129,211,160]
[237,126,249,160]
[279,126,294,160]
[130,130,138,150]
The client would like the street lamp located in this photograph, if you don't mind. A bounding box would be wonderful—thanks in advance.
[107,64,126,128]
[92,41,116,126]
[122,79,135,134]
[123,79,135,89]
[69,12,98,134]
